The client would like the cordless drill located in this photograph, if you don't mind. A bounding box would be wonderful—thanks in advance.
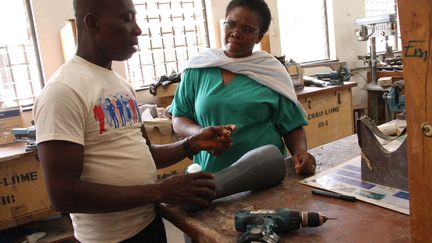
[235,208,331,243]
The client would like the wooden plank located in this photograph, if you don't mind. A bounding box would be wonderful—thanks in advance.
[0,142,28,161]
[398,0,432,241]
[377,71,404,79]
[300,60,346,71]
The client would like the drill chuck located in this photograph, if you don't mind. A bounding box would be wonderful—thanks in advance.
[300,211,328,227]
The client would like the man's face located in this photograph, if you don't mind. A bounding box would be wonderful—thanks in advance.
[95,0,141,61]
[223,6,262,58]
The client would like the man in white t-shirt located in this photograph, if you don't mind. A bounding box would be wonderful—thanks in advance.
[33,0,235,242]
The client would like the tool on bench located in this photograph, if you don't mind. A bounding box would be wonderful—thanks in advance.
[301,61,351,87]
[235,208,333,243]
[303,76,327,87]
[11,126,37,152]
[356,116,408,191]
[315,65,351,85]
[384,80,405,113]
[312,189,356,202]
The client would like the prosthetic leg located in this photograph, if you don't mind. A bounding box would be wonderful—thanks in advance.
[187,144,286,211]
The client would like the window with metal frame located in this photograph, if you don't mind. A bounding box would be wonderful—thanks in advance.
[127,0,209,89]
[277,0,330,63]
[0,0,43,108]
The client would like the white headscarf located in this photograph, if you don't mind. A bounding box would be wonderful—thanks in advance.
[182,48,305,116]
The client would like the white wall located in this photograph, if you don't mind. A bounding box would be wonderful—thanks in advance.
[330,0,368,107]
[31,0,74,81]
[30,0,369,107]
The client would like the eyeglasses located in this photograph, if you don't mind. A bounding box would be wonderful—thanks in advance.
[223,21,260,36]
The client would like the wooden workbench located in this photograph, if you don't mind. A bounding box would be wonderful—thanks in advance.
[160,134,410,242]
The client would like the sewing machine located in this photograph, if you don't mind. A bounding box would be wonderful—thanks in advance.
[314,65,351,85]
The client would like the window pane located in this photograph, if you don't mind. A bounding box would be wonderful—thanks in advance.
[0,0,42,108]
[127,0,209,88]
[277,0,329,63]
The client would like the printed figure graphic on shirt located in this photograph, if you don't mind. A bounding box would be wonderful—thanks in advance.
[127,94,139,123]
[133,96,142,123]
[114,96,127,126]
[96,94,143,132]
[100,97,113,127]
[101,98,111,127]
[104,98,119,128]
[110,97,122,125]
[120,95,133,125]
[93,103,107,134]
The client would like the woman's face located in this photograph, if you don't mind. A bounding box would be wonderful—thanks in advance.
[223,6,263,58]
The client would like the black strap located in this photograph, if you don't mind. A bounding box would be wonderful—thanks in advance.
[182,137,198,159]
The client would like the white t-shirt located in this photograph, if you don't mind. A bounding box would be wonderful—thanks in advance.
[33,56,157,243]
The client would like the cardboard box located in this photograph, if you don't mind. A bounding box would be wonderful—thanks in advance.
[144,118,192,180]
[0,107,24,145]
[287,64,305,91]
[0,145,53,230]
[155,83,178,107]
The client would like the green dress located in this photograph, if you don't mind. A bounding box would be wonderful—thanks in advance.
[171,67,307,172]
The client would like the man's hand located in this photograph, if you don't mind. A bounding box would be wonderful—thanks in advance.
[293,152,316,175]
[157,172,216,207]
[189,124,236,156]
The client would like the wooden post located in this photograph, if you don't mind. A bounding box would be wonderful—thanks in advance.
[398,1,432,241]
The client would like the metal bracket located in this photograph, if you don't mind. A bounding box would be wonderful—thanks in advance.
[357,117,408,191]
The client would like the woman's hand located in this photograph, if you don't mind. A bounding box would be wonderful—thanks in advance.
[293,152,316,175]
